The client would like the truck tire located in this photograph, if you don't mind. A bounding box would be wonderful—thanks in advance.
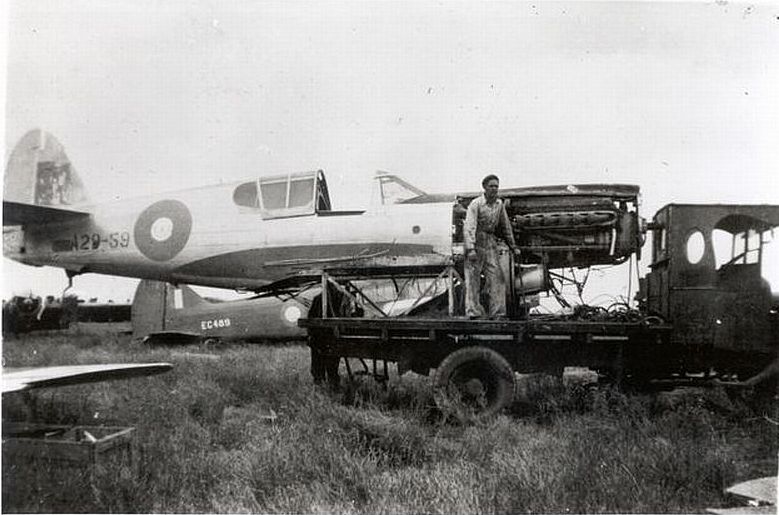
[433,346,515,421]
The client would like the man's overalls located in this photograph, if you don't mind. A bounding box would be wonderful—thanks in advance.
[463,195,516,319]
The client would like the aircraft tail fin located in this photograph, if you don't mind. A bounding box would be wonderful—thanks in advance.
[4,129,90,207]
[132,280,168,339]
[131,280,208,340]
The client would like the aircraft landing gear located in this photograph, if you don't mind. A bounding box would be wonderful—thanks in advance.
[62,270,80,297]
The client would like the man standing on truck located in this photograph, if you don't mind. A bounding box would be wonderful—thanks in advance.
[464,174,520,319]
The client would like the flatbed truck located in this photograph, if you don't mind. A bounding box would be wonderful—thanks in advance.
[299,190,779,419]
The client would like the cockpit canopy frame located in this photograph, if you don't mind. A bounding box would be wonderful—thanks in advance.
[232,170,331,219]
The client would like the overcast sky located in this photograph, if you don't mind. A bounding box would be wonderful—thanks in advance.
[3,0,778,301]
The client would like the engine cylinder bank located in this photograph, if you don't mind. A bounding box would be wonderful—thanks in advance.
[514,210,617,229]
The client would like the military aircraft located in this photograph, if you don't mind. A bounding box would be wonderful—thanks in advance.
[129,277,450,344]
[3,130,453,293]
[4,129,644,297]
[131,280,312,344]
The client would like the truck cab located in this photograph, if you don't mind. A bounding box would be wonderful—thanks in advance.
[641,204,779,371]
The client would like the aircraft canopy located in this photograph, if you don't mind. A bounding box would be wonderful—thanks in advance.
[232,170,332,218]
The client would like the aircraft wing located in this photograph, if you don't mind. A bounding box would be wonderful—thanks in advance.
[1,363,173,394]
[725,477,777,505]
[708,476,777,515]
[3,200,90,226]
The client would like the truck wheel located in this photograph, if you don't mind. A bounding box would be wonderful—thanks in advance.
[433,346,515,421]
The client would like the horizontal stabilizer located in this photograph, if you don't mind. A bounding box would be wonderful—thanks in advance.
[708,476,778,515]
[3,200,90,226]
[143,332,202,346]
[726,476,777,505]
[2,363,173,393]
[707,506,776,515]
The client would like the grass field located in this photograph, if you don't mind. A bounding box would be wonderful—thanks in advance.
[2,323,777,513]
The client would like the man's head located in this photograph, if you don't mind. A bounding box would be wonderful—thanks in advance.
[482,174,500,201]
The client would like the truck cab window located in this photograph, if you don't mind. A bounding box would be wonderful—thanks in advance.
[685,230,705,264]
[714,228,764,270]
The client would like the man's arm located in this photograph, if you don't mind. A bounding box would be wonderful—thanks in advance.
[499,200,519,254]
[463,198,479,254]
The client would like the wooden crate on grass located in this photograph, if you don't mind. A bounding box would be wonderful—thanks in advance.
[2,422,136,474]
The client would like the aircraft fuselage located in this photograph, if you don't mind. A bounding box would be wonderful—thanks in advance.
[5,181,454,290]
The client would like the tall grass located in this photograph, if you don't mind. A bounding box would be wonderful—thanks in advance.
[2,324,776,513]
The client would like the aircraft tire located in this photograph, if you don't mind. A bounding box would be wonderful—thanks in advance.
[433,346,515,422]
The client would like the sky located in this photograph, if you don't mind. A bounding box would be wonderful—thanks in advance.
[2,0,778,302]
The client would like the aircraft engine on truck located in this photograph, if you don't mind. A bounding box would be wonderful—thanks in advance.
[453,183,646,301]
[504,184,644,269]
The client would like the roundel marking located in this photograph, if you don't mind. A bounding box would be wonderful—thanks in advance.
[282,304,303,325]
[134,199,192,261]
